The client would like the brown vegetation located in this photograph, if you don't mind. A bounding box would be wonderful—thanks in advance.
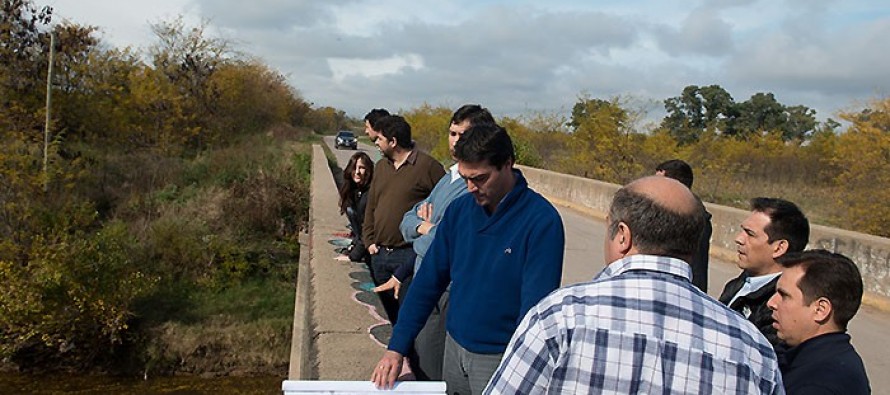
[401,96,890,237]
[1,1,320,375]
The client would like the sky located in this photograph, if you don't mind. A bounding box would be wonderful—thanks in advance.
[45,0,890,123]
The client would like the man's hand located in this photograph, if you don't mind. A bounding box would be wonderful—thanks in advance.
[372,276,402,299]
[368,244,379,255]
[416,203,434,235]
[371,350,404,389]
[417,202,433,221]
[416,221,434,235]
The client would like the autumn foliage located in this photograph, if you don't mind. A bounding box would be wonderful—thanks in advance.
[1,1,316,371]
[399,94,890,239]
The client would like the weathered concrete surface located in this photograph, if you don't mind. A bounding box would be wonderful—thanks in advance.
[288,143,388,382]
[519,164,890,304]
[287,228,312,379]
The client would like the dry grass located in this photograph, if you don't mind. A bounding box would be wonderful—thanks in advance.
[147,316,292,377]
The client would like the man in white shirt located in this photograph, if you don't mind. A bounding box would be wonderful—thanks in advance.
[718,197,809,346]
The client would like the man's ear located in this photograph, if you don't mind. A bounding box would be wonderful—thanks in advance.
[771,239,789,259]
[616,222,633,255]
[813,297,833,324]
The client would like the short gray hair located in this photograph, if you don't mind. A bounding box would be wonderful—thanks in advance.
[607,187,706,259]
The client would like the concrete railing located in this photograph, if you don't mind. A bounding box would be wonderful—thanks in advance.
[518,165,890,300]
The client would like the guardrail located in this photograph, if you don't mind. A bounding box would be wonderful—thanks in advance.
[518,165,890,301]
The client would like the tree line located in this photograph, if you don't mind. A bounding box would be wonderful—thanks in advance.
[1,0,333,371]
[405,93,889,238]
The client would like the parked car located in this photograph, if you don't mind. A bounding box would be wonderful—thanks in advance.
[335,131,358,150]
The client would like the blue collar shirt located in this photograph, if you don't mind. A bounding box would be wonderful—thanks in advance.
[485,254,783,394]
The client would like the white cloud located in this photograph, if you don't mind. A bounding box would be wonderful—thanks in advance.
[47,0,199,49]
[40,0,890,121]
[328,54,425,82]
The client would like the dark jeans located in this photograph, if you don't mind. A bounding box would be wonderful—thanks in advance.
[370,247,415,325]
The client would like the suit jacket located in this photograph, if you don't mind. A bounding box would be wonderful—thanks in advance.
[690,210,712,292]
[719,273,780,346]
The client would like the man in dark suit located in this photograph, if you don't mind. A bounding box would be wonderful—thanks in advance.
[718,197,809,346]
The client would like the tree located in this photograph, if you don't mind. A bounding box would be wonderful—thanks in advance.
[148,17,231,151]
[0,0,52,99]
[210,60,301,137]
[728,92,784,137]
[402,104,453,160]
[565,95,642,183]
[0,0,52,134]
[304,106,348,134]
[832,98,890,236]
[662,85,735,144]
[783,105,817,142]
[728,93,817,141]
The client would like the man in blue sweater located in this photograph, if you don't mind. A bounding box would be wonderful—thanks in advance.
[371,123,565,394]
[373,104,497,381]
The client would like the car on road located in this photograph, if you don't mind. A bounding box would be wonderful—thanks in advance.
[335,131,358,150]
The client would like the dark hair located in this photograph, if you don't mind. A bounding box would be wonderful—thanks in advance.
[451,104,496,127]
[338,152,373,215]
[364,108,390,130]
[607,187,706,260]
[376,115,413,149]
[453,123,514,169]
[656,159,694,188]
[777,249,863,330]
[750,197,810,253]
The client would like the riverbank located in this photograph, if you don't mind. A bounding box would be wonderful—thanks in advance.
[1,130,315,389]
[0,372,282,394]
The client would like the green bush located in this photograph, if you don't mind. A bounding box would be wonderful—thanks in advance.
[0,220,155,365]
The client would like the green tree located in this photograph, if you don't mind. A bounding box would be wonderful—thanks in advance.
[783,105,817,142]
[662,84,735,144]
[728,93,817,141]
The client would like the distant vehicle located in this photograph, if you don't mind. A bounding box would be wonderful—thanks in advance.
[335,131,358,150]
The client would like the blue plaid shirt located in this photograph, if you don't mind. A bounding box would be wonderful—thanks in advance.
[485,254,784,394]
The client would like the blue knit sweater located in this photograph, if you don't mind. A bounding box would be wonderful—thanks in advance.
[388,169,565,355]
[399,164,469,276]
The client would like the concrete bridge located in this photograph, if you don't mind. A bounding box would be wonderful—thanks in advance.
[287,138,890,394]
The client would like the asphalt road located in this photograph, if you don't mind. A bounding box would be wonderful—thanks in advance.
[324,136,889,394]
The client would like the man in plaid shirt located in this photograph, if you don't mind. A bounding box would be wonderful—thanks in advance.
[485,176,783,394]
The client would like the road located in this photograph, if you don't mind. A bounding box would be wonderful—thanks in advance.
[324,136,889,394]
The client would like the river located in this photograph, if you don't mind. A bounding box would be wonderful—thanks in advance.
[0,372,282,394]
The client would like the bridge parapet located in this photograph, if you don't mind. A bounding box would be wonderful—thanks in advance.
[518,165,890,300]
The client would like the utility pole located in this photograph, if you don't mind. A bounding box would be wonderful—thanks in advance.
[44,31,54,192]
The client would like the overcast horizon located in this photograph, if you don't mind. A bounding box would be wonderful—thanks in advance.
[46,0,890,123]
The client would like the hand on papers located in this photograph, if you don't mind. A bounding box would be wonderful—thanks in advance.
[371,350,404,389]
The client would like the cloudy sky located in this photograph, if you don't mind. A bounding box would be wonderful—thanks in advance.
[46,0,889,123]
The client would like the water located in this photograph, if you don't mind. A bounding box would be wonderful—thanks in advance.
[0,372,283,394]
